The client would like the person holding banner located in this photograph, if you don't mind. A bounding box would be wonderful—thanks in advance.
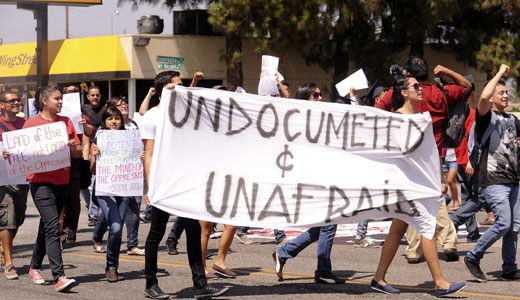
[142,71,228,299]
[0,90,29,280]
[90,107,131,282]
[21,86,81,292]
[371,66,466,296]
[272,82,344,285]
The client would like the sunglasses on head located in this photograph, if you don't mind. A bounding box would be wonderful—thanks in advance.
[311,91,322,98]
[408,83,421,90]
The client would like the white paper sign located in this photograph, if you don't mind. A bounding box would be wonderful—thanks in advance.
[61,93,84,135]
[258,55,280,96]
[335,68,369,97]
[0,142,27,185]
[29,94,83,135]
[148,86,443,239]
[2,122,70,177]
[95,130,144,197]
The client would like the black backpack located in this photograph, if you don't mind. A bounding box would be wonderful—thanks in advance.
[435,77,470,148]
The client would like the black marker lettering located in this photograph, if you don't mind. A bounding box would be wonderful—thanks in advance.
[194,96,221,132]
[283,109,301,142]
[258,185,291,223]
[351,113,366,148]
[257,103,279,138]
[306,109,325,143]
[227,98,253,135]
[230,177,258,220]
[205,172,231,217]
[325,112,349,149]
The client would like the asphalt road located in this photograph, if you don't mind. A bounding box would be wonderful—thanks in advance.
[1,195,519,300]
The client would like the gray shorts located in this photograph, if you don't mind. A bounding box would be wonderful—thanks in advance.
[0,185,29,230]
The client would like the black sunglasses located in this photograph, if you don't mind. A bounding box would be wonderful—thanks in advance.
[407,83,421,90]
[311,91,322,98]
[1,98,21,104]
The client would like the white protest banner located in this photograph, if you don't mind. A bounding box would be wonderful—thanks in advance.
[29,94,83,134]
[258,55,280,96]
[335,68,369,97]
[149,87,442,239]
[0,142,27,185]
[2,122,70,177]
[95,130,144,197]
[61,93,84,135]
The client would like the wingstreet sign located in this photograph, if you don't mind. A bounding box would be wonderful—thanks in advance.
[157,55,184,70]
[0,0,102,5]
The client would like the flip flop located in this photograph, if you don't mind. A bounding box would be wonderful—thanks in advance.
[93,245,106,253]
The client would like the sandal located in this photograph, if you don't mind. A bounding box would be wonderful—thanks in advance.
[93,244,106,253]
[448,206,460,211]
[127,247,145,256]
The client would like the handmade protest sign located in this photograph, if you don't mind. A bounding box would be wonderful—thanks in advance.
[258,55,280,96]
[335,69,369,97]
[0,142,27,185]
[2,122,70,177]
[149,86,442,239]
[29,94,83,134]
[94,130,144,197]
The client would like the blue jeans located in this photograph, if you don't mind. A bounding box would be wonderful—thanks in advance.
[356,220,370,240]
[97,196,129,270]
[168,216,185,240]
[125,196,141,250]
[276,225,337,277]
[450,166,480,240]
[467,184,520,272]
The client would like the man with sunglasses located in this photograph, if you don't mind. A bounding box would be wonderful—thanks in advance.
[0,90,29,280]
[376,57,472,264]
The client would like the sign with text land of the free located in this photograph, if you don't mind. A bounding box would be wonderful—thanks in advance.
[0,142,27,185]
[148,86,443,240]
[156,55,184,70]
[95,130,144,197]
[2,122,70,177]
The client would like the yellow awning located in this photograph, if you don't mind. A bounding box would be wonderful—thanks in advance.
[0,35,130,84]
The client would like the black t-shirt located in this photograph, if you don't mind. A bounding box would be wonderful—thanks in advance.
[476,109,520,188]
[81,104,105,129]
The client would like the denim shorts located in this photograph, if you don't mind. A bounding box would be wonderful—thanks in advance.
[442,160,458,173]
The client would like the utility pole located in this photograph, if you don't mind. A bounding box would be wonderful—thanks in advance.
[65,6,69,39]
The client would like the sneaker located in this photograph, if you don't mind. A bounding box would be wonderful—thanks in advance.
[501,270,520,280]
[29,267,45,284]
[193,284,229,298]
[165,239,178,255]
[88,219,97,227]
[271,249,284,281]
[354,237,380,248]
[67,230,76,244]
[140,213,151,223]
[314,273,345,284]
[54,276,76,292]
[209,231,222,239]
[144,284,170,299]
[443,248,459,262]
[234,233,253,245]
[4,264,18,280]
[463,256,487,282]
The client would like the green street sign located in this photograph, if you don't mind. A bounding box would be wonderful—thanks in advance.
[156,56,184,70]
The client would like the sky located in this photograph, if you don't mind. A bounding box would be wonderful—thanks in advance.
[0,0,204,45]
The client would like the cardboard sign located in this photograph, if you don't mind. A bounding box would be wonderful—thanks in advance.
[2,122,70,177]
[95,130,144,197]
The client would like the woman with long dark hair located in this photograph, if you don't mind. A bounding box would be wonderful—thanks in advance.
[371,66,466,297]
[23,86,81,292]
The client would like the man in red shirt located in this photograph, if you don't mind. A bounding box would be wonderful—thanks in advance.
[0,90,29,280]
[377,56,472,264]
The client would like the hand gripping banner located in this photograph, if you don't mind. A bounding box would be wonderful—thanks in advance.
[148,87,442,239]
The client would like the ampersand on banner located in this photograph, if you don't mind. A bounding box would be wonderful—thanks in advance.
[276,144,294,178]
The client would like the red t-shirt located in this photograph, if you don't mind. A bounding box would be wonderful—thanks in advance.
[376,82,466,153]
[0,117,26,142]
[23,115,80,185]
[454,107,475,168]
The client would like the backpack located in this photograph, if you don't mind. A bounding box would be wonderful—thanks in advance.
[467,112,496,171]
[435,77,470,148]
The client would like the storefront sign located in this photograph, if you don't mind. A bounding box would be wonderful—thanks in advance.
[0,0,102,5]
[157,55,184,70]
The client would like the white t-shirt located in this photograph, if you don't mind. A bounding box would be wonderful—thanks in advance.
[140,107,159,140]
[125,119,139,131]
[445,148,456,162]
